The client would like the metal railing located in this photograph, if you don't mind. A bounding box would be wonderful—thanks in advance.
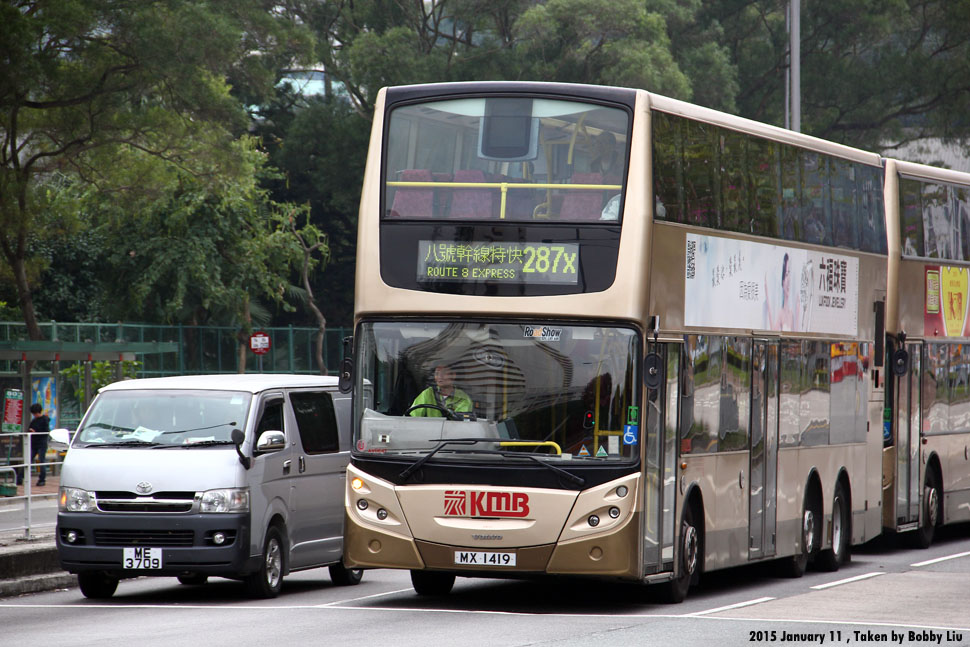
[0,432,59,540]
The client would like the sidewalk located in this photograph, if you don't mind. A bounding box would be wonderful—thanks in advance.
[0,473,76,598]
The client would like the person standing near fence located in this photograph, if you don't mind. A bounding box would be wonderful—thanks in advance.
[28,403,49,486]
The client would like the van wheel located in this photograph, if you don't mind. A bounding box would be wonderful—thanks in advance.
[410,570,455,596]
[660,503,700,603]
[177,574,208,586]
[329,561,363,586]
[245,526,284,598]
[78,571,118,599]
[815,482,850,572]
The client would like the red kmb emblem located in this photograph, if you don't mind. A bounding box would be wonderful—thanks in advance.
[443,490,530,517]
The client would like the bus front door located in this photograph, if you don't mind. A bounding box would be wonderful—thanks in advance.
[893,341,922,529]
[749,340,779,560]
[642,343,679,575]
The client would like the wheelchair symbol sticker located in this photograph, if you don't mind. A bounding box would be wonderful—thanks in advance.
[623,425,639,445]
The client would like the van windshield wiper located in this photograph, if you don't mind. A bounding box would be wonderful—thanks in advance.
[159,440,237,448]
[160,422,237,435]
[89,440,163,448]
[399,438,495,481]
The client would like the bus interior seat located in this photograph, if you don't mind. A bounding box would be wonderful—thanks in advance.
[559,172,605,220]
[389,168,434,218]
[449,169,493,219]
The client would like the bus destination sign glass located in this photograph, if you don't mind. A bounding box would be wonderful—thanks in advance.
[417,241,580,285]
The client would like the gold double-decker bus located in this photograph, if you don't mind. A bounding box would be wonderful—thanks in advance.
[342,81,895,602]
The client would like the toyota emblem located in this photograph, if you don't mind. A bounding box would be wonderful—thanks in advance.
[135,481,153,494]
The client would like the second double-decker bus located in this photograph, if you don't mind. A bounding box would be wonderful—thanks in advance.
[343,81,889,602]
[883,158,970,548]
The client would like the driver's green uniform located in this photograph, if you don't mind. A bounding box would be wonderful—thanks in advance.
[409,388,473,417]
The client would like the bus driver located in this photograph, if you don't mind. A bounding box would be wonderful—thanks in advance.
[408,363,473,418]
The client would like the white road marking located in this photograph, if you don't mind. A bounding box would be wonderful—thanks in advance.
[682,597,775,616]
[316,587,415,607]
[910,550,970,567]
[810,572,884,590]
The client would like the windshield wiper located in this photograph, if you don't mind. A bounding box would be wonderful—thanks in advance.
[82,422,136,433]
[399,438,495,481]
[161,440,237,448]
[160,422,237,435]
[500,451,585,487]
[89,440,163,448]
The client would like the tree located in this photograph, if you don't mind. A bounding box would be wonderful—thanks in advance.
[0,0,310,339]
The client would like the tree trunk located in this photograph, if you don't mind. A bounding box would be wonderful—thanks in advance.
[10,253,42,341]
[237,296,251,374]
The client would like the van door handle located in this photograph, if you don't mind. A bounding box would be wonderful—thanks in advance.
[299,456,306,473]
[282,459,291,475]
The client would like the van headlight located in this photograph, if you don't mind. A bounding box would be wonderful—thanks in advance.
[60,487,97,512]
[200,488,249,513]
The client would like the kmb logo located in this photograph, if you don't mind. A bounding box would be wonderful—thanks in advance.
[443,490,530,518]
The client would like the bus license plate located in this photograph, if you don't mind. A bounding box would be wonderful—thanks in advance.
[454,551,516,567]
[123,547,163,569]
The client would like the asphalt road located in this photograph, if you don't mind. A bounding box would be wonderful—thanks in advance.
[3,525,970,646]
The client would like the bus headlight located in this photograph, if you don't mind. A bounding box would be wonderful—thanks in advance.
[200,488,250,513]
[60,487,97,512]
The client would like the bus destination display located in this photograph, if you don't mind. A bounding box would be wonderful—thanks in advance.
[417,241,580,285]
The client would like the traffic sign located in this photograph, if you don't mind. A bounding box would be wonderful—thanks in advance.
[249,331,271,355]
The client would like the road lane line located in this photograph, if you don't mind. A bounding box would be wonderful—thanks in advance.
[316,587,415,607]
[911,550,970,567]
[682,596,775,616]
[810,571,884,590]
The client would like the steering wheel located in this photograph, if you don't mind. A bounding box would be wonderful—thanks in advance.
[405,403,461,421]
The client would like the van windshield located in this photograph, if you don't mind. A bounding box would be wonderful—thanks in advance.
[73,390,252,448]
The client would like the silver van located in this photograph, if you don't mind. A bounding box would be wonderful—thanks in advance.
[49,374,362,599]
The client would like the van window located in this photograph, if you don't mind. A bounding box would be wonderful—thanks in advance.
[290,391,339,454]
[256,398,285,434]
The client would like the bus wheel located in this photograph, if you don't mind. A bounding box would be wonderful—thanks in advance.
[912,470,940,549]
[815,482,850,572]
[410,570,455,596]
[329,560,364,586]
[245,526,285,598]
[661,503,699,603]
[78,571,118,599]
[780,496,816,578]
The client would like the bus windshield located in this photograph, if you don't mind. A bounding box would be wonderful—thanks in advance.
[385,97,629,222]
[354,321,640,463]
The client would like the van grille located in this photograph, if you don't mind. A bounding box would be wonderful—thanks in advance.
[95,491,197,513]
[93,529,195,547]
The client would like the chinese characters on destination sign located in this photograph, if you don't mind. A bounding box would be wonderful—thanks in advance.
[417,241,580,285]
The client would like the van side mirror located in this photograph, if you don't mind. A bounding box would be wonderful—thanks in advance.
[49,428,72,450]
[255,430,286,453]
[231,428,251,470]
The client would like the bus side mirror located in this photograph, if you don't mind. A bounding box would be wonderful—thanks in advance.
[891,348,909,377]
[644,352,663,390]
[338,357,354,393]
[231,428,251,470]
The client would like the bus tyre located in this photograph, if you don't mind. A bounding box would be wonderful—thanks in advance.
[780,495,817,578]
[912,470,940,549]
[661,504,699,603]
[177,573,208,586]
[815,482,850,572]
[246,526,285,598]
[410,570,455,596]
[78,571,118,599]
[329,560,364,586]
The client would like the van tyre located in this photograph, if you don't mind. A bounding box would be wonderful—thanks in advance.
[329,560,363,586]
[815,481,850,572]
[661,503,699,603]
[78,571,118,599]
[246,526,285,598]
[410,570,455,596]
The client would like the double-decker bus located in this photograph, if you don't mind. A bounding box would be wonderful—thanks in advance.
[341,81,924,602]
[883,159,970,547]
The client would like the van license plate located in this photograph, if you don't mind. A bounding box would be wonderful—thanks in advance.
[123,547,163,569]
[454,551,516,567]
